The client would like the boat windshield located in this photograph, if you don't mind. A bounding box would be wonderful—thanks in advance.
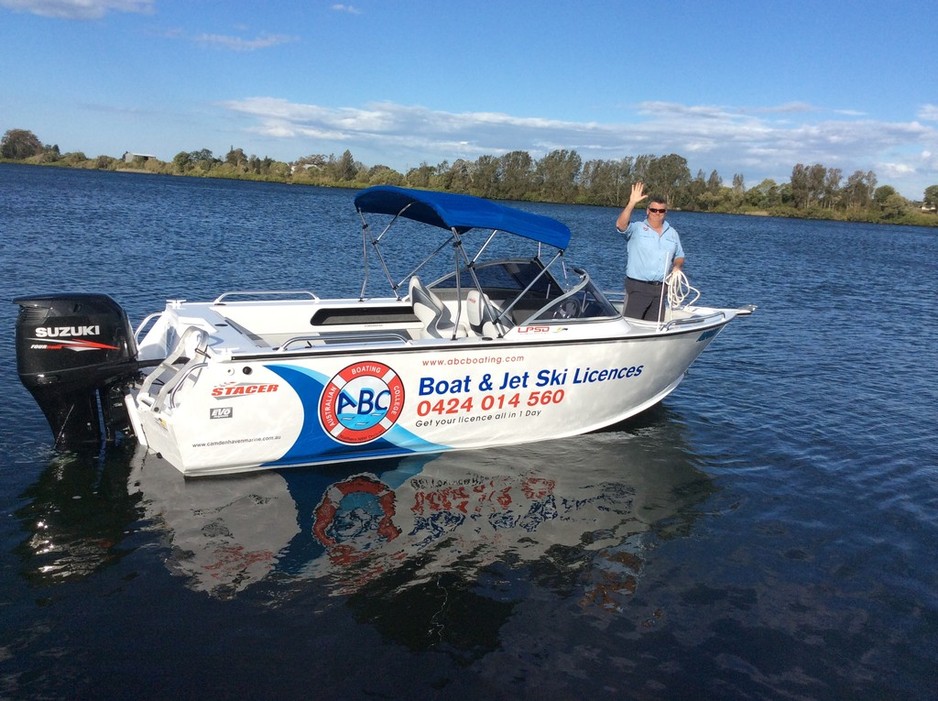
[434,260,618,324]
[528,274,619,322]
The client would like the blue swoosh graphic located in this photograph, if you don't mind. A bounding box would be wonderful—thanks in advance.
[263,363,442,468]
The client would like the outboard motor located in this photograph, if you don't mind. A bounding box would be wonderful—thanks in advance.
[14,293,140,448]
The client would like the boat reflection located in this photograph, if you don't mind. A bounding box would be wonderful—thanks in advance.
[126,406,714,608]
[14,406,715,650]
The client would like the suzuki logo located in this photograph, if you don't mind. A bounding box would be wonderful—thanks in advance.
[34,325,101,338]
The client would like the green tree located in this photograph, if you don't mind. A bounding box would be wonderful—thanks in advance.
[822,168,842,209]
[696,190,724,212]
[187,148,217,173]
[37,143,62,163]
[687,170,707,209]
[823,168,843,209]
[706,169,722,192]
[745,179,781,209]
[790,163,809,208]
[367,164,403,186]
[535,149,582,202]
[499,150,535,200]
[923,185,938,210]
[631,154,652,184]
[439,159,472,193]
[789,163,828,209]
[732,173,745,195]
[225,147,247,169]
[334,149,358,181]
[267,159,291,180]
[580,158,628,206]
[405,162,435,188]
[873,185,906,219]
[842,170,876,210]
[806,164,827,208]
[471,154,500,199]
[1,129,43,159]
[62,151,87,165]
[642,154,691,207]
[873,184,898,204]
[726,173,745,208]
[172,151,192,173]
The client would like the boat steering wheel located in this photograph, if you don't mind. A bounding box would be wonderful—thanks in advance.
[552,298,581,319]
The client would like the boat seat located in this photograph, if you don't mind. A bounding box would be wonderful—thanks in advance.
[466,289,506,338]
[409,275,459,339]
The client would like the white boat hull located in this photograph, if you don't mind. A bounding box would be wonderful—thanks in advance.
[135,318,730,476]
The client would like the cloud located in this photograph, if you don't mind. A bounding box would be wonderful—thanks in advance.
[762,102,816,114]
[192,32,298,51]
[220,96,938,195]
[0,0,153,19]
[878,161,917,178]
[331,4,362,14]
[919,104,938,122]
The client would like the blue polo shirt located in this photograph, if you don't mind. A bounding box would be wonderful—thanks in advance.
[618,220,685,282]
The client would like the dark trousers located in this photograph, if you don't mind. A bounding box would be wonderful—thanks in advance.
[624,277,667,321]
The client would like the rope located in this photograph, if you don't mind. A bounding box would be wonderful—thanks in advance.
[665,269,700,309]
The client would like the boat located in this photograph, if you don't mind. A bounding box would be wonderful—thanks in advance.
[13,185,754,477]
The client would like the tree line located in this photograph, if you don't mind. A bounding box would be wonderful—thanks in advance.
[4,127,937,227]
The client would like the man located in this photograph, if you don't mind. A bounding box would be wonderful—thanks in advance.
[615,182,685,321]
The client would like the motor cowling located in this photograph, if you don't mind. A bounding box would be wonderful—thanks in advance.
[14,293,139,447]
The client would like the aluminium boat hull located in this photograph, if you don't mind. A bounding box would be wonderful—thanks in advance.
[134,318,730,476]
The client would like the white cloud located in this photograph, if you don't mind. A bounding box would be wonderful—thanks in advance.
[764,102,816,114]
[0,0,152,19]
[193,32,298,51]
[331,4,361,14]
[919,104,938,122]
[220,97,938,196]
[878,162,917,178]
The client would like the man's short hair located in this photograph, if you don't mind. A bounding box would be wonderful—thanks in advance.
[647,195,667,207]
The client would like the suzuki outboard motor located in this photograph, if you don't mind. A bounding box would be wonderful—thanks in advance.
[14,293,139,448]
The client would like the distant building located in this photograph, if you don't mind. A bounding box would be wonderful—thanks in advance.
[290,162,322,174]
[122,151,157,163]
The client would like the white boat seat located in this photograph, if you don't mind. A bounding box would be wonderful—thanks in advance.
[409,275,457,339]
[466,289,506,338]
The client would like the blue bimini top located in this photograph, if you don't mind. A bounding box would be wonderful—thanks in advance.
[354,185,571,250]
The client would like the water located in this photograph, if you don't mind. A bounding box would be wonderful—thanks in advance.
[1,164,936,700]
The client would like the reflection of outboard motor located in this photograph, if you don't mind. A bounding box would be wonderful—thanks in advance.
[14,293,139,448]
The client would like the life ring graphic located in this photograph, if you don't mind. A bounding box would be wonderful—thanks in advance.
[313,474,401,553]
[319,361,405,444]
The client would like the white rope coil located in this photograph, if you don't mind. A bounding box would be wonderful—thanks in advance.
[666,269,700,309]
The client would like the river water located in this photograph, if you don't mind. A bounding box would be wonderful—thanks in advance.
[1,164,936,700]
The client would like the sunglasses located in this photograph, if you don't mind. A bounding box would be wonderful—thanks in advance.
[648,207,667,214]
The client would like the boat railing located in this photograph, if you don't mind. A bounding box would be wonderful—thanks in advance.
[661,310,726,331]
[276,331,411,351]
[138,326,210,412]
[165,362,209,410]
[134,312,164,345]
[212,290,320,304]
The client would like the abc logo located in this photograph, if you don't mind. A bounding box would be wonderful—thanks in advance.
[319,361,405,444]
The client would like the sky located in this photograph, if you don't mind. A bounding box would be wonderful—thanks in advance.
[1,0,936,199]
